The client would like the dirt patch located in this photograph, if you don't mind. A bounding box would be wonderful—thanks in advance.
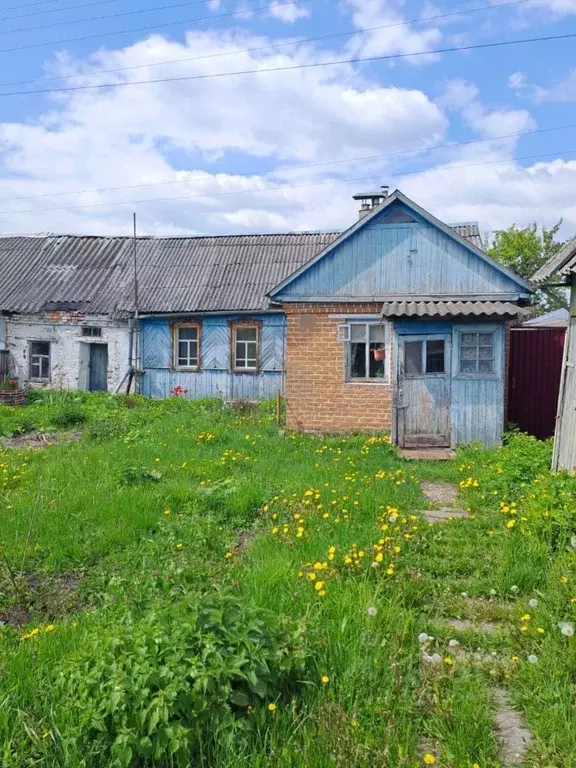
[492,687,533,765]
[1,430,82,449]
[420,482,459,505]
[0,572,84,628]
[424,507,469,523]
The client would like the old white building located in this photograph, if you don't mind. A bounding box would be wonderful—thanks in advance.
[0,235,131,392]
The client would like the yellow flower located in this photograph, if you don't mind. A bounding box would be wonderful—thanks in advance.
[225,552,233,559]
[176,543,184,550]
[271,527,279,535]
[320,675,330,685]
[506,520,516,529]
[44,625,56,633]
[423,755,436,765]
[308,572,317,581]
[328,546,336,554]
[268,703,277,712]
[386,566,394,576]
[520,614,531,622]
[537,627,545,634]
[560,576,568,584]
[162,509,171,515]
[315,581,325,592]
[443,657,454,665]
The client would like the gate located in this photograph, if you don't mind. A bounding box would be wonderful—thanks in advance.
[508,327,566,439]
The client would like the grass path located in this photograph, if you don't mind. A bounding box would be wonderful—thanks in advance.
[0,395,575,767]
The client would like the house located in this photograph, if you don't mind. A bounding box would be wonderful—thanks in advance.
[0,189,533,448]
[0,236,131,392]
[533,235,576,470]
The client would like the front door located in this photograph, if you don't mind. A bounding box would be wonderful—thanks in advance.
[397,334,451,448]
[88,344,109,392]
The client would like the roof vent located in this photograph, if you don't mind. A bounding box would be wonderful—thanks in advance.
[352,186,389,219]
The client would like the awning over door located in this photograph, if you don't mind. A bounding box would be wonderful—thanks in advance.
[380,300,528,318]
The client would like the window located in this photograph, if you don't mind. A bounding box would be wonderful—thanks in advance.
[174,324,200,369]
[459,331,495,374]
[29,341,50,381]
[347,323,386,381]
[233,326,259,371]
[82,326,102,338]
[403,339,446,377]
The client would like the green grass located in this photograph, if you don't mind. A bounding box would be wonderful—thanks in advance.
[0,394,575,767]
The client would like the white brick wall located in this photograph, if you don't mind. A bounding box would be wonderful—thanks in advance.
[6,312,130,392]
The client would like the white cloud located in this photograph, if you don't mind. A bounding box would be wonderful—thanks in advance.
[267,1,310,23]
[207,0,221,10]
[437,79,479,110]
[527,0,576,13]
[341,0,443,64]
[508,72,526,91]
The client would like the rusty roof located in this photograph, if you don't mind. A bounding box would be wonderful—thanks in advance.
[0,222,484,316]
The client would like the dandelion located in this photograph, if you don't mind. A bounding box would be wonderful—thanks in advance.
[560,576,568,584]
[489,588,497,596]
[225,552,233,560]
[423,753,436,765]
[44,624,56,633]
[520,614,531,622]
[527,654,538,664]
[570,535,576,549]
[320,675,330,685]
[443,657,454,666]
[448,639,460,648]
[162,509,171,515]
[418,632,431,643]
[510,585,520,593]
[528,598,538,608]
[315,581,325,592]
[558,622,575,637]
[268,703,277,712]
[506,519,516,528]
[537,627,545,634]
[367,606,377,617]
[461,592,468,598]
[175,543,184,550]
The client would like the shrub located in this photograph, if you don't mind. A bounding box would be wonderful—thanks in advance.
[55,591,307,767]
[50,406,87,429]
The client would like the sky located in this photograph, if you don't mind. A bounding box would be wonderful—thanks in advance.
[0,0,575,238]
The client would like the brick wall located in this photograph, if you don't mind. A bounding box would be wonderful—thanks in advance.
[282,303,393,433]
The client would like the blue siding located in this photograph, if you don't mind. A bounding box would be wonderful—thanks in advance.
[140,314,285,401]
[394,319,506,447]
[276,203,522,300]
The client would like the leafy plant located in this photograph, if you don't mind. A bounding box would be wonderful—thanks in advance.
[50,406,87,429]
[55,591,307,767]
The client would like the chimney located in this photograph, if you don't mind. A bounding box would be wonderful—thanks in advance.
[352,186,389,219]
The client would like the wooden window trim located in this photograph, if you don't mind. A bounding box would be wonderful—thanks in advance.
[230,320,261,373]
[172,322,202,371]
[29,340,51,382]
[343,321,390,384]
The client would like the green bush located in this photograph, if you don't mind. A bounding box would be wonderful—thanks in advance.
[55,591,307,767]
[50,406,88,429]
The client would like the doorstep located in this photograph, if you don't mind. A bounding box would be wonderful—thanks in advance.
[399,448,455,461]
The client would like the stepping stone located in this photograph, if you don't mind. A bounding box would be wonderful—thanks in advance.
[444,618,499,634]
[492,688,532,765]
[421,482,459,505]
[401,448,455,461]
[424,507,469,523]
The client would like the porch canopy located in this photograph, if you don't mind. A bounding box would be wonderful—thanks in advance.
[380,300,528,318]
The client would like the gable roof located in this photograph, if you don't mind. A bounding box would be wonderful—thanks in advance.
[0,221,485,316]
[532,235,576,283]
[269,190,533,299]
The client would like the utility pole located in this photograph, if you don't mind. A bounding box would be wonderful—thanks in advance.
[126,212,139,395]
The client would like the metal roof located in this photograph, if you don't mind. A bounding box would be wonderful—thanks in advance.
[532,235,576,283]
[523,308,569,327]
[449,222,484,250]
[381,300,529,318]
[0,222,485,316]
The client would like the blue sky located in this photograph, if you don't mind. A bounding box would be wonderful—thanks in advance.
[0,0,574,237]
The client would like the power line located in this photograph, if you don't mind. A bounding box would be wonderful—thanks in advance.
[0,0,534,90]
[0,0,224,37]
[1,122,574,204]
[0,0,118,23]
[0,0,88,13]
[2,30,574,93]
[0,0,312,54]
[1,149,574,217]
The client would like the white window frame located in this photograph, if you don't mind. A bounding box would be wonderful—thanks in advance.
[29,340,51,381]
[173,323,200,370]
[344,321,390,384]
[232,324,260,372]
[457,328,496,377]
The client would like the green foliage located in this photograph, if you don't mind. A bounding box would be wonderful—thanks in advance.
[487,221,567,313]
[49,406,87,429]
[55,591,307,767]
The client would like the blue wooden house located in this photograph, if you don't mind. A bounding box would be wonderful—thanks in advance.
[131,189,532,447]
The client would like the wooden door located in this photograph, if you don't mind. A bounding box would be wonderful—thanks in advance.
[397,334,451,448]
[88,344,108,392]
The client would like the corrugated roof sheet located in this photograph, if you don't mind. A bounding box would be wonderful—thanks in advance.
[0,222,484,315]
[532,235,576,283]
[449,222,484,250]
[381,300,528,318]
[523,308,569,327]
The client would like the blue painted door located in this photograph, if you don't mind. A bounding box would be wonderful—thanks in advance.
[397,334,451,448]
[88,344,108,391]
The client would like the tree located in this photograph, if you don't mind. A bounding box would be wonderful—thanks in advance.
[487,221,568,314]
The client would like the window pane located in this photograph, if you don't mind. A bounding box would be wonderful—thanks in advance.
[461,346,477,361]
[178,327,197,341]
[350,324,367,342]
[460,333,477,346]
[478,360,494,373]
[426,340,445,374]
[368,343,385,378]
[478,346,493,360]
[41,358,49,379]
[478,333,493,345]
[31,360,40,378]
[31,341,49,356]
[235,342,245,365]
[247,341,258,362]
[350,342,366,378]
[369,324,386,342]
[236,327,257,342]
[460,360,477,373]
[404,341,423,375]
